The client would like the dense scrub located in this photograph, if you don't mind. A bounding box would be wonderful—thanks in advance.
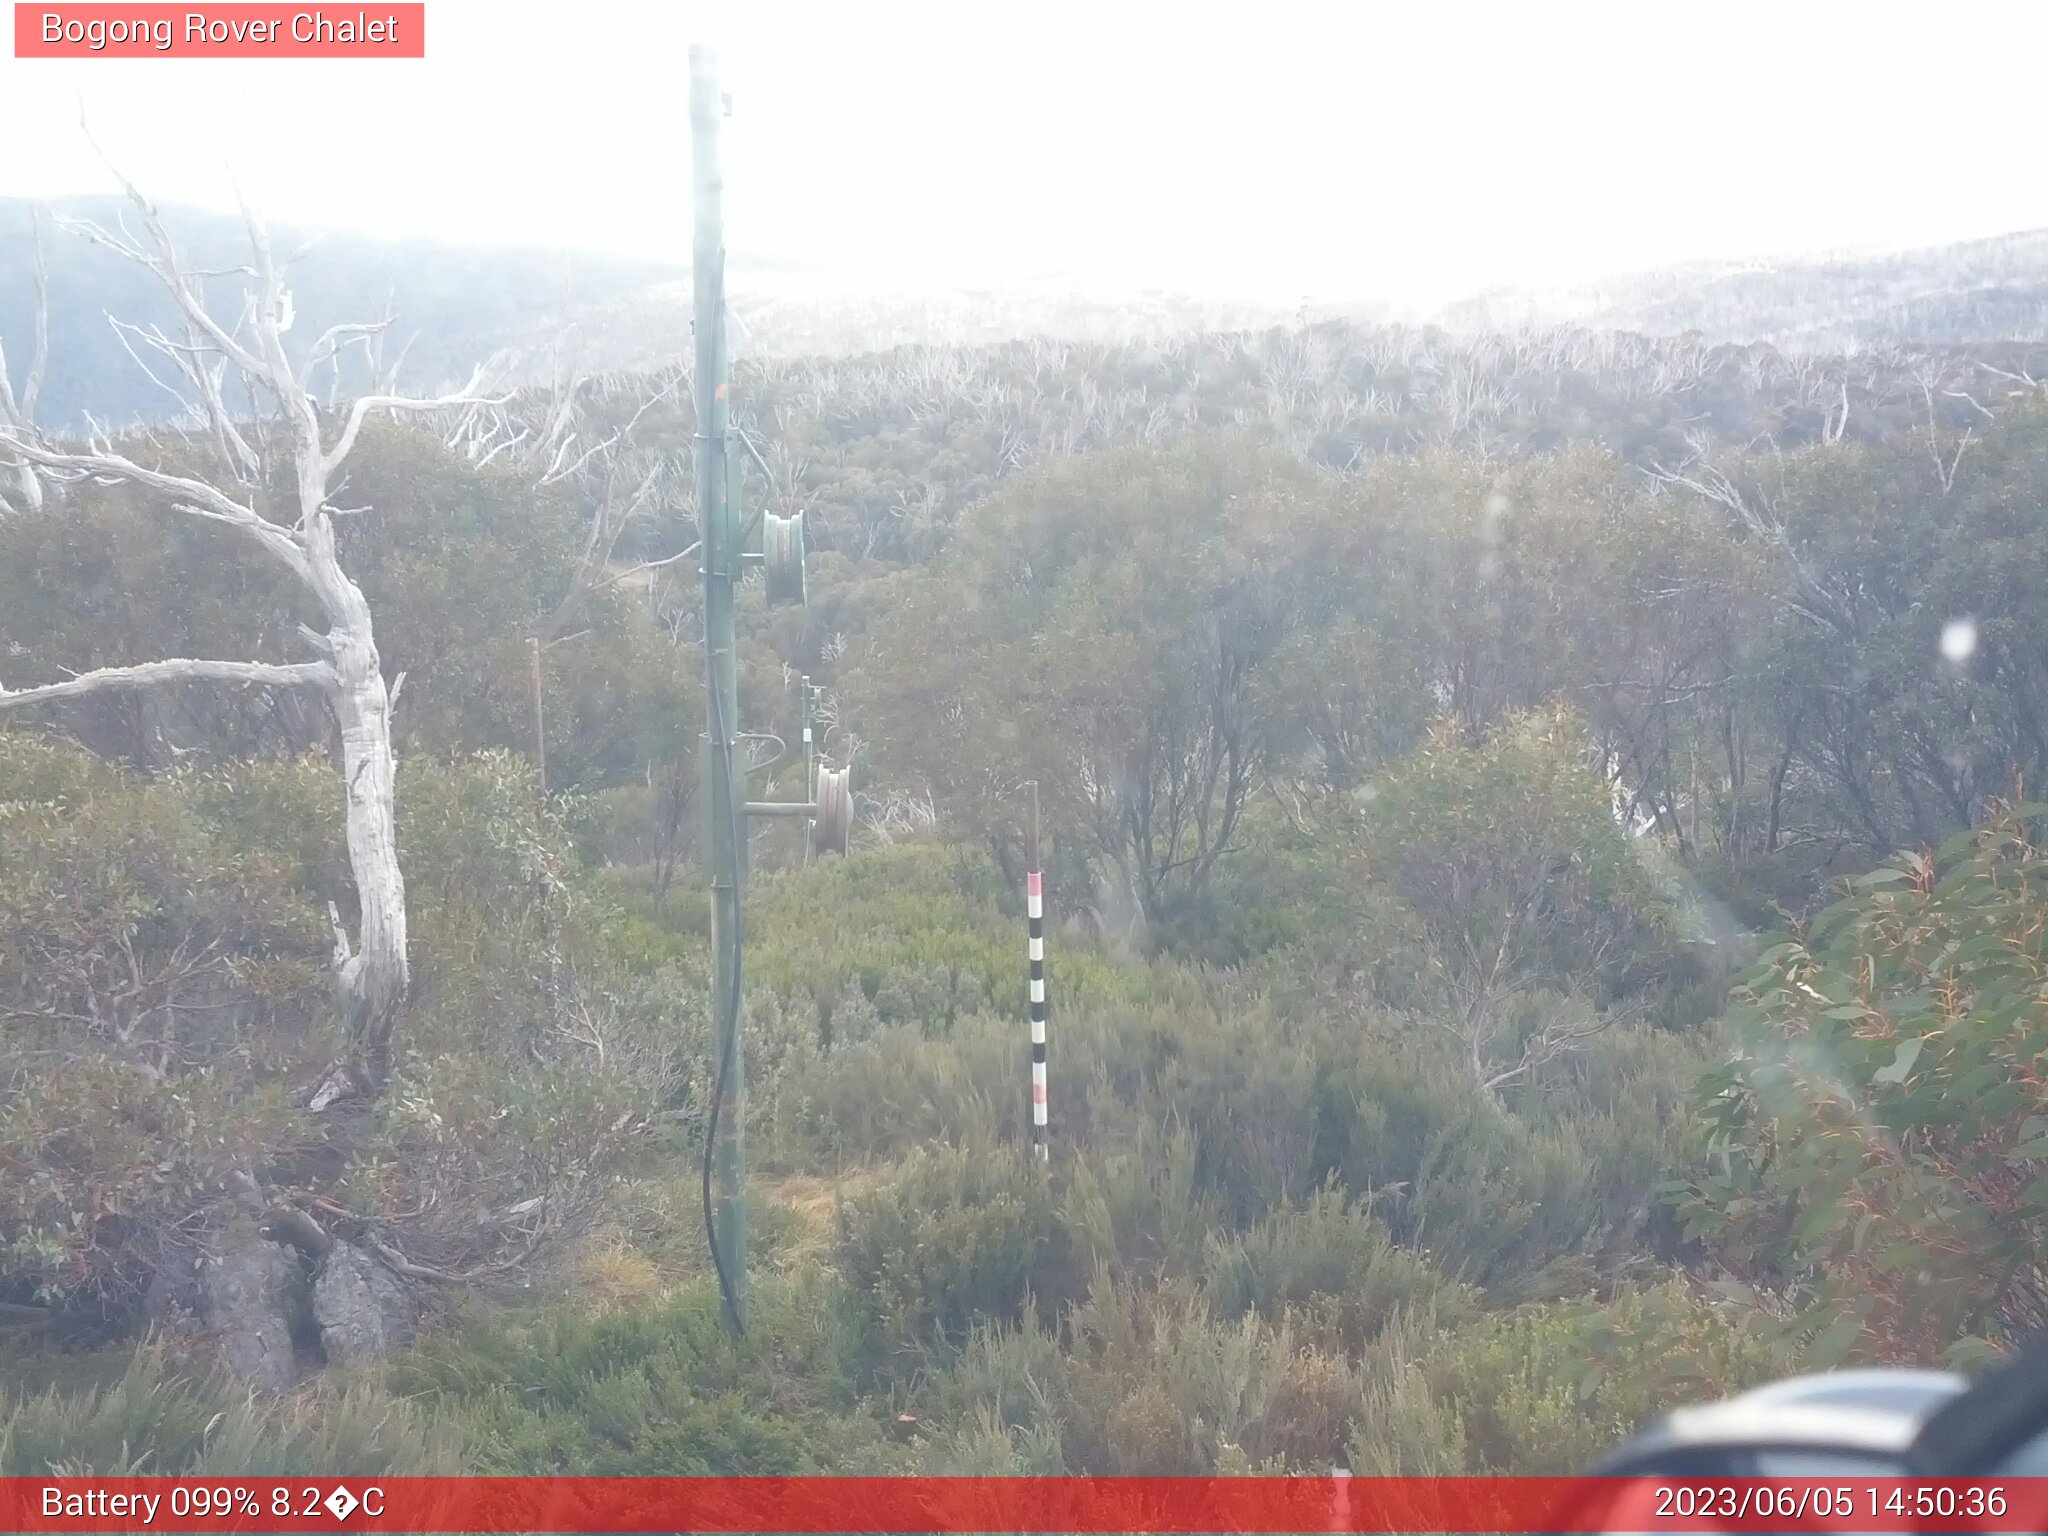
[6,325,2048,1472]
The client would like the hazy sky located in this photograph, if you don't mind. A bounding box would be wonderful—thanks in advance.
[4,0,2046,309]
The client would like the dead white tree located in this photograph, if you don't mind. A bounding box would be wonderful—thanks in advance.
[1916,367,1976,495]
[0,207,49,514]
[531,368,690,643]
[0,176,500,1094]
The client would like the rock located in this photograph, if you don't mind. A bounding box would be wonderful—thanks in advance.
[312,1243,414,1366]
[142,1248,204,1325]
[202,1232,304,1392]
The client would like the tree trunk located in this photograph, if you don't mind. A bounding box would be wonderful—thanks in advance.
[333,660,407,1089]
[307,513,409,1090]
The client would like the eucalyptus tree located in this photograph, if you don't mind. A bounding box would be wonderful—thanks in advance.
[858,434,1316,928]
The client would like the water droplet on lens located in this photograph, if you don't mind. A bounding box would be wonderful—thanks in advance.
[1941,618,1977,664]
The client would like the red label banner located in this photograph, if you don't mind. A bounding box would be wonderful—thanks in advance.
[14,4,424,57]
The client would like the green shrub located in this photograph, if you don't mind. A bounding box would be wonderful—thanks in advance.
[1310,1013,1702,1297]
[747,844,1015,1038]
[1202,1184,1476,1348]
[1148,1005,1322,1224]
[1675,802,2048,1359]
[0,735,711,1314]
[836,1142,1064,1375]
[1353,708,1675,1010]
[0,734,332,1312]
[324,755,701,1276]
[1055,1123,1218,1291]
[1378,1280,1797,1474]
[930,1273,1364,1474]
[0,1346,465,1474]
[389,1273,893,1474]
[772,1017,1016,1168]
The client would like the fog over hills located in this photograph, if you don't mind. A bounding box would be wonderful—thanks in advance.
[2,197,1337,428]
[1435,227,2048,352]
[0,197,682,429]
[9,195,2048,430]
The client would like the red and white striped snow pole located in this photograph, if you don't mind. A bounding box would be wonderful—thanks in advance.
[1026,782,1048,1161]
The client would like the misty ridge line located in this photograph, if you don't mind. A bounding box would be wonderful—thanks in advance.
[9,193,2048,432]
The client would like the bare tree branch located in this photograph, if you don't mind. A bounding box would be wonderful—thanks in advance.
[0,657,331,711]
[0,437,309,577]
[299,318,395,392]
[539,460,670,642]
[589,539,700,598]
[324,367,503,479]
[1647,440,1857,635]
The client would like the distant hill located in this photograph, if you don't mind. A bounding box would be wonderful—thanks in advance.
[0,198,1313,429]
[13,197,2048,432]
[1435,229,2048,352]
[0,197,684,431]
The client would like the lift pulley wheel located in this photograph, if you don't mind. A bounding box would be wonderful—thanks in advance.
[764,510,808,607]
[812,763,852,857]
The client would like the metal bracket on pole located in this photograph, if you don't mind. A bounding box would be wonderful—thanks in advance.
[747,675,848,852]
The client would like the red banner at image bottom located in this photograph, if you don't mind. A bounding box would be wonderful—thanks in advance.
[3,1477,2048,1533]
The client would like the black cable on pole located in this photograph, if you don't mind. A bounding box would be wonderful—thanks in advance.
[700,670,746,1333]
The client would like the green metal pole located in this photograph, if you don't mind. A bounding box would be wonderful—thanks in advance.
[691,42,746,1334]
